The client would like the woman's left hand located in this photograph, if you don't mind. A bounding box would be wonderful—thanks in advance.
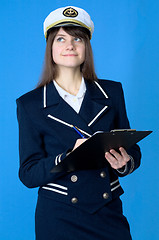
[105,147,130,170]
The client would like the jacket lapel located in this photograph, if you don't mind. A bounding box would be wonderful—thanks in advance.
[43,80,111,136]
[43,81,93,136]
[79,81,110,127]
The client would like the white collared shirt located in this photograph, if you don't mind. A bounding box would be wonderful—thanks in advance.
[53,77,86,113]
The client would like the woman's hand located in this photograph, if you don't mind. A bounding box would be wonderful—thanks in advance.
[73,138,87,151]
[105,147,130,170]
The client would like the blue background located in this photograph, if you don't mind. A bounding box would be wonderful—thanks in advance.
[0,0,159,239]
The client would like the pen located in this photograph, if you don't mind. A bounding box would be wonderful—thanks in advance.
[72,126,86,139]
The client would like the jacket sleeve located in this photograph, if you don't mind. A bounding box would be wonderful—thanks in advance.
[113,82,141,177]
[16,98,69,188]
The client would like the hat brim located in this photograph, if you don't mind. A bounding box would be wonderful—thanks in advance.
[54,22,82,28]
[45,19,92,39]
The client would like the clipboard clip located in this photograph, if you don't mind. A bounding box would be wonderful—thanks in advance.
[110,129,136,132]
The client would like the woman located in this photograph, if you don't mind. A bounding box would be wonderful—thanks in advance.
[16,6,141,240]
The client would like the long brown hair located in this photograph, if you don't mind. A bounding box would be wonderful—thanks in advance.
[37,26,97,88]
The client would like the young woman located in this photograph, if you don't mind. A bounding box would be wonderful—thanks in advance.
[16,6,141,240]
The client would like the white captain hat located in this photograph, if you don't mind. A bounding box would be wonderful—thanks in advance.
[43,6,94,39]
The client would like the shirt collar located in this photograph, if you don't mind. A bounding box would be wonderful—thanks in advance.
[53,77,86,99]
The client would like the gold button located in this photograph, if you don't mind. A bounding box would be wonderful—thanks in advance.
[71,197,78,204]
[71,175,78,182]
[103,192,109,199]
[100,171,106,178]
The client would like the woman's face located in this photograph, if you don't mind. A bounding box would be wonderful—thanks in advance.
[52,28,85,70]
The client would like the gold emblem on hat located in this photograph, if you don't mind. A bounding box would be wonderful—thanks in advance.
[63,7,78,17]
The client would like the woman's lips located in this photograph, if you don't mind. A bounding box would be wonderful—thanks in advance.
[63,54,77,56]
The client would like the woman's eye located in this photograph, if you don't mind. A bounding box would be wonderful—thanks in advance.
[74,37,81,42]
[57,37,64,42]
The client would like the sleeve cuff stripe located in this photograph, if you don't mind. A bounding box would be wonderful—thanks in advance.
[55,153,62,166]
[128,156,135,174]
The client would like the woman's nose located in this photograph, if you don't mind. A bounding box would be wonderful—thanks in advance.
[66,40,75,50]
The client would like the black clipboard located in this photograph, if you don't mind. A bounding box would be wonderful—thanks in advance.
[51,130,152,173]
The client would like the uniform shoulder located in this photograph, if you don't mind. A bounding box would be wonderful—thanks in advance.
[97,79,121,87]
[16,86,43,108]
[96,79,122,94]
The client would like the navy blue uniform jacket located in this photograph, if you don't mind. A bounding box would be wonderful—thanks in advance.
[16,79,141,214]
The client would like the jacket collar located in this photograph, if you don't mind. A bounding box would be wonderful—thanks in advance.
[43,81,60,108]
[43,80,109,109]
[43,80,111,134]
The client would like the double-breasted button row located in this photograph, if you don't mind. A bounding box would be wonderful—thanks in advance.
[71,193,109,203]
[71,172,106,182]
[71,193,109,204]
[70,172,108,204]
